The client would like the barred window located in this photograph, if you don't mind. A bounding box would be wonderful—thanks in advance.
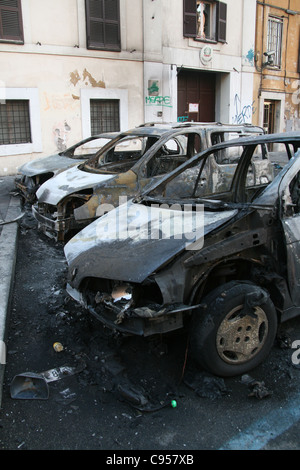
[0,100,32,145]
[267,16,283,68]
[90,99,120,135]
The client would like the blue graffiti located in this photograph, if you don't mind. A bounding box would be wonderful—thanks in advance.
[232,94,256,124]
[245,48,255,65]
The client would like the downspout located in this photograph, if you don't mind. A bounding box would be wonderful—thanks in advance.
[258,0,266,99]
[142,0,146,124]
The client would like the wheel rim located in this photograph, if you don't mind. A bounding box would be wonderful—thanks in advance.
[216,305,269,365]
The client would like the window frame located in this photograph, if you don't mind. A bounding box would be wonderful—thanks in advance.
[267,15,283,69]
[85,0,121,52]
[0,88,42,157]
[0,99,32,146]
[183,0,227,44]
[0,0,24,44]
[81,88,128,140]
[90,98,120,135]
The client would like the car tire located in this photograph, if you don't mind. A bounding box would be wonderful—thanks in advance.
[190,281,278,377]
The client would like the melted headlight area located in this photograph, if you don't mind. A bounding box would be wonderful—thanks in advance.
[81,277,184,336]
[34,192,93,241]
[15,173,54,203]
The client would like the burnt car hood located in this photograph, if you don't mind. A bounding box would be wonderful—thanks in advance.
[64,200,238,284]
[17,154,85,177]
[36,164,115,205]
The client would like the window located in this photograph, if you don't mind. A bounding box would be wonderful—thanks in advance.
[267,16,283,68]
[0,88,42,157]
[97,136,151,170]
[0,100,31,145]
[85,0,121,51]
[0,0,23,43]
[81,88,128,140]
[183,0,227,43]
[90,99,120,135]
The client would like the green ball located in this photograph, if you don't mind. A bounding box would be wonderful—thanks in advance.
[171,400,177,408]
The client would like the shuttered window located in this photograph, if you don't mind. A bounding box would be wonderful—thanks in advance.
[85,0,121,51]
[183,0,227,44]
[217,1,227,43]
[183,0,198,38]
[0,0,24,43]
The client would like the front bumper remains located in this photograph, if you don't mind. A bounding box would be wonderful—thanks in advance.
[66,283,200,336]
[32,205,85,241]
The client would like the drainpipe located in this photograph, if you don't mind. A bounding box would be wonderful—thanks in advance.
[142,0,146,123]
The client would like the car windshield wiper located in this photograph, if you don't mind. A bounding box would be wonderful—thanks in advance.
[138,195,229,209]
[137,195,275,211]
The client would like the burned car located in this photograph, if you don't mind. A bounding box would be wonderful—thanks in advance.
[15,133,116,203]
[32,122,264,241]
[64,132,300,377]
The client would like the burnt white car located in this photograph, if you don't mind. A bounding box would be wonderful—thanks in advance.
[64,132,300,377]
[32,122,264,241]
[15,133,117,203]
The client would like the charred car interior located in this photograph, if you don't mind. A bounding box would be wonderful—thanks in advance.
[32,122,264,241]
[64,132,300,377]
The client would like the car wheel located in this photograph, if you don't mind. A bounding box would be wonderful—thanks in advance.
[190,281,278,377]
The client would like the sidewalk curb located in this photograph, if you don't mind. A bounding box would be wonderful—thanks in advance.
[0,195,20,408]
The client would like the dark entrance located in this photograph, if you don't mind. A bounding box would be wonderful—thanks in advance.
[177,69,216,122]
[263,100,276,150]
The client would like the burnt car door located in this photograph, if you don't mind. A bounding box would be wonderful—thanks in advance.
[141,132,199,182]
[279,150,300,306]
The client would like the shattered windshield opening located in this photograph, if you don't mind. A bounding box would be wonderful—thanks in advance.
[82,135,159,174]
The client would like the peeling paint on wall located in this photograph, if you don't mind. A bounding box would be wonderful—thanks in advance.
[53,121,71,151]
[70,69,106,88]
[70,70,81,86]
[83,68,105,88]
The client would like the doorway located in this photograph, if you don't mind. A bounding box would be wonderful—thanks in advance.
[177,69,216,122]
[263,100,276,150]
[263,100,275,134]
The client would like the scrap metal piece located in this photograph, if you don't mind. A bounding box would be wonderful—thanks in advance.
[10,362,86,399]
[10,372,49,400]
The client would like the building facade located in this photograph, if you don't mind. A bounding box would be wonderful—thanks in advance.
[0,0,259,175]
[252,0,300,136]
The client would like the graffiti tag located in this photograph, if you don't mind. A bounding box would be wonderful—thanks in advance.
[177,116,189,122]
[232,94,256,124]
[145,96,172,108]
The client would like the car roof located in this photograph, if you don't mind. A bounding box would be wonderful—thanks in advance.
[202,131,300,149]
[118,122,264,139]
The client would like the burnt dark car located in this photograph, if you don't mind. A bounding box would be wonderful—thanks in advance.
[32,122,264,241]
[15,133,117,203]
[64,132,300,377]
